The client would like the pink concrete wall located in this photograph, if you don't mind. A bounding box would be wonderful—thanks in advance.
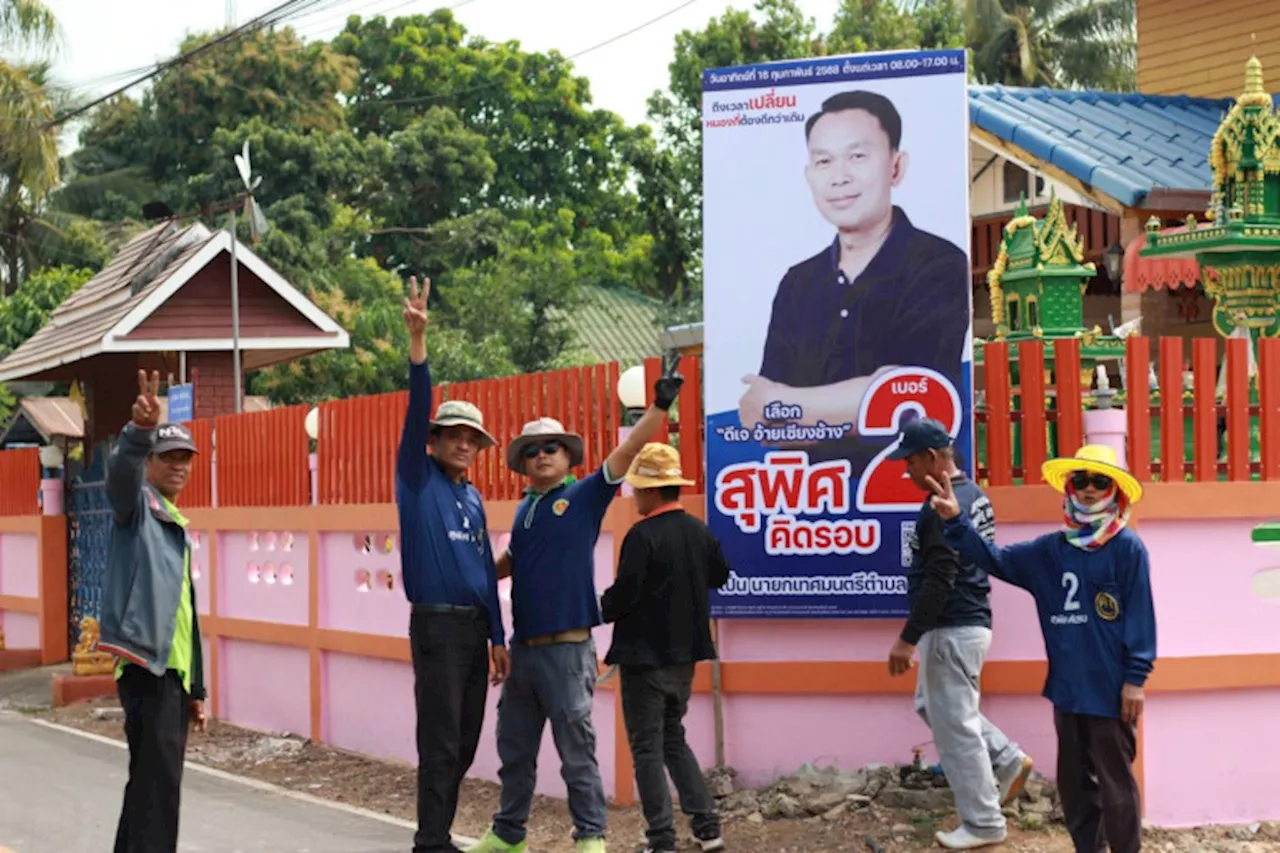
[0,532,40,650]
[0,532,39,598]
[219,638,310,736]
[307,528,623,799]
[2,612,39,649]
[191,530,211,617]
[1145,689,1280,828]
[206,514,1280,827]
[219,530,309,626]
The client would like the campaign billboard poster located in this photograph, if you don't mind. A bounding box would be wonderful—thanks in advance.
[702,49,974,619]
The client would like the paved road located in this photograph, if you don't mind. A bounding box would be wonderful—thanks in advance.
[0,712,419,853]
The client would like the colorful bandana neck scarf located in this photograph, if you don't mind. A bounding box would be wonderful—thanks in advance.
[1062,483,1130,551]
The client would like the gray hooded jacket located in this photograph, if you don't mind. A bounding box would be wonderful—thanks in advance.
[96,422,206,699]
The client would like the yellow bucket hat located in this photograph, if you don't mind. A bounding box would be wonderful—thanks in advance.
[626,442,696,490]
[1041,444,1143,505]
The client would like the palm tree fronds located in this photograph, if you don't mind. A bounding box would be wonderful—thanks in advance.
[0,0,56,51]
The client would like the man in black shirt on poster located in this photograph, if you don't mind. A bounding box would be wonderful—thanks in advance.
[885,419,1034,850]
[601,443,730,853]
[739,90,970,468]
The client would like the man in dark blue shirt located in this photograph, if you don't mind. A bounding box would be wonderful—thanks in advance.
[885,419,1033,850]
[396,276,509,853]
[466,365,683,853]
[739,89,970,468]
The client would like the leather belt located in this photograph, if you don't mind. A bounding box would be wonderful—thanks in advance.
[413,603,482,616]
[521,628,591,647]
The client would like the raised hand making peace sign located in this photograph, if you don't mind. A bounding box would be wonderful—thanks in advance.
[132,370,162,428]
[923,472,960,520]
[403,275,429,336]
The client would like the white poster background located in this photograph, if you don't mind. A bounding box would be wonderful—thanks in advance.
[702,67,971,416]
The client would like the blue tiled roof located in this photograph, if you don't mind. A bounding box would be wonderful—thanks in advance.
[968,86,1280,207]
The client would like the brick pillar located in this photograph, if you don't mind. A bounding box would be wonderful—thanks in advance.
[1120,214,1145,324]
[83,354,142,453]
[188,351,240,419]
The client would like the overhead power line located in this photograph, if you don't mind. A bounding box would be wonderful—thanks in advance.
[42,0,341,129]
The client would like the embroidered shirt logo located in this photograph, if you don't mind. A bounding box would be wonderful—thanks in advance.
[1094,591,1120,621]
[552,498,570,516]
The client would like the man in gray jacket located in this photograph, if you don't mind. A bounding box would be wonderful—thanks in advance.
[98,370,208,853]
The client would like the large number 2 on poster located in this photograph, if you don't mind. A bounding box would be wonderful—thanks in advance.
[855,367,963,513]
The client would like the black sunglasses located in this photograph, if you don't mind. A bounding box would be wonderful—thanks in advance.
[1070,471,1114,491]
[522,440,564,460]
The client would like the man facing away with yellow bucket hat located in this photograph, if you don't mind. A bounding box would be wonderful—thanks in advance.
[927,444,1157,853]
[599,443,731,853]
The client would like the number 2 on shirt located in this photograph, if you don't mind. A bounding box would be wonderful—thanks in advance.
[855,367,963,513]
[1061,571,1081,611]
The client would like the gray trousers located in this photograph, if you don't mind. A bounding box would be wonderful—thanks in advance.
[492,638,607,845]
[915,626,1023,837]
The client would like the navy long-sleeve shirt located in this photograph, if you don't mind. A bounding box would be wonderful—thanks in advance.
[395,360,504,647]
[943,516,1156,719]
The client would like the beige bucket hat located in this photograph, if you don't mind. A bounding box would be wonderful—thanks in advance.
[506,417,585,474]
[430,400,496,449]
[626,443,695,489]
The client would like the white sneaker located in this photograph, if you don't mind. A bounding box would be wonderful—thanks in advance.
[996,754,1034,807]
[935,826,1007,850]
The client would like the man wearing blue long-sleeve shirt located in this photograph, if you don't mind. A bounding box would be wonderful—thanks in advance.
[926,445,1156,853]
[396,275,510,853]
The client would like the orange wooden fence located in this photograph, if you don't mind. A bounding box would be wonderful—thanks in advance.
[977,335,1275,484]
[0,447,41,515]
[30,335,1280,511]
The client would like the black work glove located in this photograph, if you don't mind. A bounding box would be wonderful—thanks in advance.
[653,354,684,411]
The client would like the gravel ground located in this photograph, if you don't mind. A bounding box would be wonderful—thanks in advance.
[34,695,1085,853]
[31,692,1280,853]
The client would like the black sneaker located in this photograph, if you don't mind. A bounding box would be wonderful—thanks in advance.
[696,837,725,852]
[636,846,675,853]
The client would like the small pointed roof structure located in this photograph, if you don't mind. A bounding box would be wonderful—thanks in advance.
[0,220,349,382]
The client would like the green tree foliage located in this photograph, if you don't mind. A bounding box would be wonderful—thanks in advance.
[5,0,1133,409]
[0,263,90,355]
[0,0,62,295]
[0,263,91,420]
[334,10,644,243]
[966,0,1135,90]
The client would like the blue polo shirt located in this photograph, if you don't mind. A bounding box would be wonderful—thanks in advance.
[943,516,1157,720]
[395,360,505,647]
[507,466,622,642]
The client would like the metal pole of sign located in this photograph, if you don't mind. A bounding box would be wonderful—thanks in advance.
[711,621,725,767]
[229,205,243,413]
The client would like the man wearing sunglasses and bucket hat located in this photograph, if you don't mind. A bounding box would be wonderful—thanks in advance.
[929,445,1157,853]
[396,276,509,853]
[466,362,684,853]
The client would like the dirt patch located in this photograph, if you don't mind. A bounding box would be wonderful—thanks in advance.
[36,696,1275,853]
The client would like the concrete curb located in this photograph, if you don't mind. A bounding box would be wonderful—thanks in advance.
[19,715,482,848]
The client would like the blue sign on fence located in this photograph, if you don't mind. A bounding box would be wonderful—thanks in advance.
[167,384,194,423]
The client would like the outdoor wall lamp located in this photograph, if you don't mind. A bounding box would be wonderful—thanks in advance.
[617,365,647,425]
[38,443,64,470]
[1104,241,1125,283]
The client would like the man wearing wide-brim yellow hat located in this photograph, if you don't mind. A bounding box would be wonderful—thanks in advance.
[599,443,729,853]
[1041,444,1144,507]
[924,443,1156,853]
